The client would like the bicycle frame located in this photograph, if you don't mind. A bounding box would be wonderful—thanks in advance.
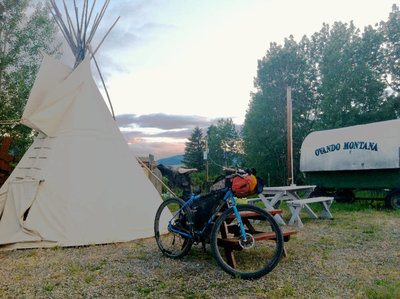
[168,188,248,241]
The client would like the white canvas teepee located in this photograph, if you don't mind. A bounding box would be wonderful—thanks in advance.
[0,53,165,250]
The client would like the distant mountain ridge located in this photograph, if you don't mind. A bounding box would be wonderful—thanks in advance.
[157,154,184,166]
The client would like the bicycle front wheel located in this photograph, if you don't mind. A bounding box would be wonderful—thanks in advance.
[210,204,283,279]
[154,197,193,259]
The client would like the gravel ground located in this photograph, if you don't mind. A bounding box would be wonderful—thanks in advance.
[0,205,399,298]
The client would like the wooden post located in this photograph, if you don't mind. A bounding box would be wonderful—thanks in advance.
[286,87,294,186]
[204,140,209,182]
[149,154,155,171]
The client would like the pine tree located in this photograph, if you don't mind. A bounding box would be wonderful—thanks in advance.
[182,127,205,170]
[207,118,241,175]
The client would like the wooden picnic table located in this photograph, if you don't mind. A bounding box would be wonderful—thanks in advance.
[256,185,333,227]
[217,209,297,268]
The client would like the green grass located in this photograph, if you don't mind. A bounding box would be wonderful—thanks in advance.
[67,261,84,275]
[84,274,95,283]
[43,284,55,292]
[364,277,400,299]
[88,260,106,271]
[137,287,155,295]
[1,202,399,298]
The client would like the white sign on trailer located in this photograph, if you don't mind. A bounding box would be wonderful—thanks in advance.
[300,119,400,172]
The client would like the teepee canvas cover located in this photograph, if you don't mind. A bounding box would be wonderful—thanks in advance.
[0,53,165,250]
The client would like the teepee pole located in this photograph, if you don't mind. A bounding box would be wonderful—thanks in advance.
[50,0,115,68]
[49,1,76,53]
[86,0,96,27]
[92,16,119,57]
[49,9,73,51]
[62,0,78,45]
[86,44,115,120]
[87,0,110,45]
[80,0,87,36]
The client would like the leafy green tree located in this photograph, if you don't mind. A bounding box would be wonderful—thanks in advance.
[380,4,400,94]
[314,22,389,129]
[243,36,317,185]
[207,118,241,175]
[0,0,60,156]
[379,4,400,116]
[182,126,205,170]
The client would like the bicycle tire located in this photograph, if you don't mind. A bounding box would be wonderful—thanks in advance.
[154,197,193,259]
[210,204,283,279]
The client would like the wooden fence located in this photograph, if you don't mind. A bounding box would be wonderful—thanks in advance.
[0,137,19,186]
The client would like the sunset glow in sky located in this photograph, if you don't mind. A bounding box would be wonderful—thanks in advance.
[59,0,397,159]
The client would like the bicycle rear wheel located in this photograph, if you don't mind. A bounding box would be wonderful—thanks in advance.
[154,197,193,259]
[210,204,283,279]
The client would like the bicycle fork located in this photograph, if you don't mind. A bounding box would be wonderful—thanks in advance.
[227,195,248,243]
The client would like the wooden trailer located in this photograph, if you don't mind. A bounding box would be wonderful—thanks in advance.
[300,119,400,210]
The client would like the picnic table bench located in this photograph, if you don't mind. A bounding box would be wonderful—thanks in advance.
[217,209,297,268]
[286,196,334,227]
[248,185,335,227]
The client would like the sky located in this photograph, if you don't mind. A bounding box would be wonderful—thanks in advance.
[59,0,398,159]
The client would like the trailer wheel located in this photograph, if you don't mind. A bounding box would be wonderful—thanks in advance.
[334,189,355,203]
[310,186,326,197]
[385,190,400,210]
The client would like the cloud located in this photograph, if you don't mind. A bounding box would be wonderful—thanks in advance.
[116,113,215,130]
[88,1,177,76]
[121,129,193,141]
[116,112,217,159]
[117,112,239,141]
[105,0,158,23]
[128,140,185,159]
[99,31,142,52]
[116,113,241,159]
[155,129,193,138]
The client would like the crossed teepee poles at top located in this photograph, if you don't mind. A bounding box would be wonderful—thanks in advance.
[48,0,119,119]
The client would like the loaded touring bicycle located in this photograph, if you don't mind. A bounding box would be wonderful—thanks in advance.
[154,170,285,279]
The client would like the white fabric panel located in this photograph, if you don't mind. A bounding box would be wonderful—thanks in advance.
[22,54,72,134]
[0,180,42,245]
